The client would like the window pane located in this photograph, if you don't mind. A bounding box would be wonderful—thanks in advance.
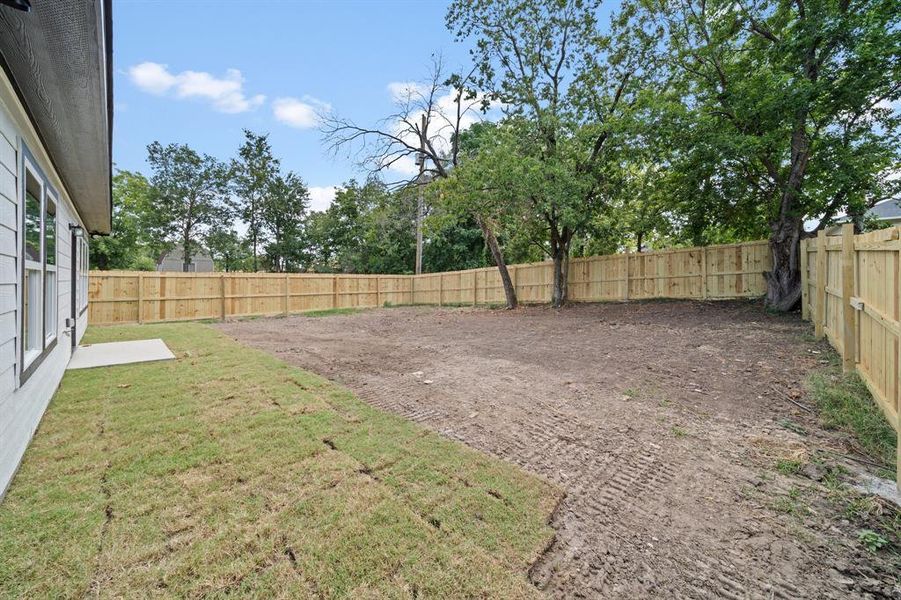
[24,268,41,353]
[44,270,56,339]
[45,199,56,266]
[24,173,41,263]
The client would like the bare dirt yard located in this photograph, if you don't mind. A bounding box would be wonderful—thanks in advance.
[219,300,899,599]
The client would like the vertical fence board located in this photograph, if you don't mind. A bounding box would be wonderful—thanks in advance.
[90,240,770,323]
[804,226,900,489]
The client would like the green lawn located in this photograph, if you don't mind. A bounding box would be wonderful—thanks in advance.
[0,324,559,598]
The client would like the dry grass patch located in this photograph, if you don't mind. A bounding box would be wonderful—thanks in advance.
[0,323,559,598]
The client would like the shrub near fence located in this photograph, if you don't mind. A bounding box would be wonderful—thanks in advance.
[801,224,900,487]
[88,240,771,326]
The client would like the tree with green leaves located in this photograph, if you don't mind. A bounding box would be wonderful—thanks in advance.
[358,183,417,274]
[305,179,390,273]
[446,0,656,306]
[232,130,281,271]
[635,0,901,309]
[146,141,230,272]
[305,179,489,275]
[90,169,158,270]
[422,212,492,273]
[262,171,309,272]
[206,227,249,272]
[321,56,520,308]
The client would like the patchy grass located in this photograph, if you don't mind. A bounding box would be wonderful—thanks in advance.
[775,459,804,476]
[807,364,897,479]
[671,426,688,438]
[0,324,559,598]
[778,418,808,437]
[771,486,811,518]
[817,462,901,555]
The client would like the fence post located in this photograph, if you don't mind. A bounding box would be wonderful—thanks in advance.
[840,224,856,372]
[897,229,901,490]
[800,239,809,321]
[815,230,827,339]
[438,274,444,307]
[376,276,381,307]
[283,273,289,316]
[511,266,518,301]
[472,271,478,306]
[410,275,416,305]
[622,254,630,301]
[137,272,144,324]
[219,274,226,321]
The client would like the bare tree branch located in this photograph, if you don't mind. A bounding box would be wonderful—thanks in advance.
[319,54,489,188]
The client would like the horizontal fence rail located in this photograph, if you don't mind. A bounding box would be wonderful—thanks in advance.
[801,225,900,486]
[89,240,771,326]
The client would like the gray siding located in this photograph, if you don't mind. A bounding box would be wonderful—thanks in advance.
[0,98,18,407]
[0,81,88,497]
[158,250,215,273]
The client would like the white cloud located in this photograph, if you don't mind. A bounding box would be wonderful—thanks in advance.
[875,98,901,112]
[273,96,331,129]
[128,62,265,114]
[308,185,338,212]
[129,62,176,94]
[387,81,429,103]
[384,154,420,178]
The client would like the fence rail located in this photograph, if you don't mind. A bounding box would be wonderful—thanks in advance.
[801,225,900,486]
[89,240,771,326]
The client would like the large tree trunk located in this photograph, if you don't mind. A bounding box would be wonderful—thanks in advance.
[475,215,517,309]
[550,226,572,308]
[764,215,804,311]
[551,246,570,308]
[182,229,192,273]
[765,118,811,312]
[250,198,258,272]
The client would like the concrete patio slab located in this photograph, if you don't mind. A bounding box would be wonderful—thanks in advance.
[67,339,176,370]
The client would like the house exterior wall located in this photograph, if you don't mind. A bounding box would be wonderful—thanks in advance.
[825,218,901,236]
[157,252,215,272]
[0,70,89,497]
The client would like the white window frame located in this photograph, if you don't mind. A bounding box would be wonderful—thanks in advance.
[20,147,60,382]
[44,190,58,346]
[77,236,89,314]
[22,157,44,371]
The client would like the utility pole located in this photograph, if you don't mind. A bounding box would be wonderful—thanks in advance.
[414,114,426,275]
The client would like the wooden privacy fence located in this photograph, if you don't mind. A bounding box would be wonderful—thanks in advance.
[89,240,770,325]
[801,224,900,484]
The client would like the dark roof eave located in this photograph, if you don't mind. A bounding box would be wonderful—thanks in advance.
[97,0,113,237]
[0,1,114,235]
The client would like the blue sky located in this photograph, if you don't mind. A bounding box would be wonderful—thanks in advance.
[113,0,478,211]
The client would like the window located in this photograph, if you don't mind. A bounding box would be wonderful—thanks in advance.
[21,154,58,375]
[23,169,41,363]
[77,236,89,314]
[44,195,57,342]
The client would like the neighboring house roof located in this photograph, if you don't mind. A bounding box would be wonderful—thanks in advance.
[0,0,114,234]
[834,199,901,224]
